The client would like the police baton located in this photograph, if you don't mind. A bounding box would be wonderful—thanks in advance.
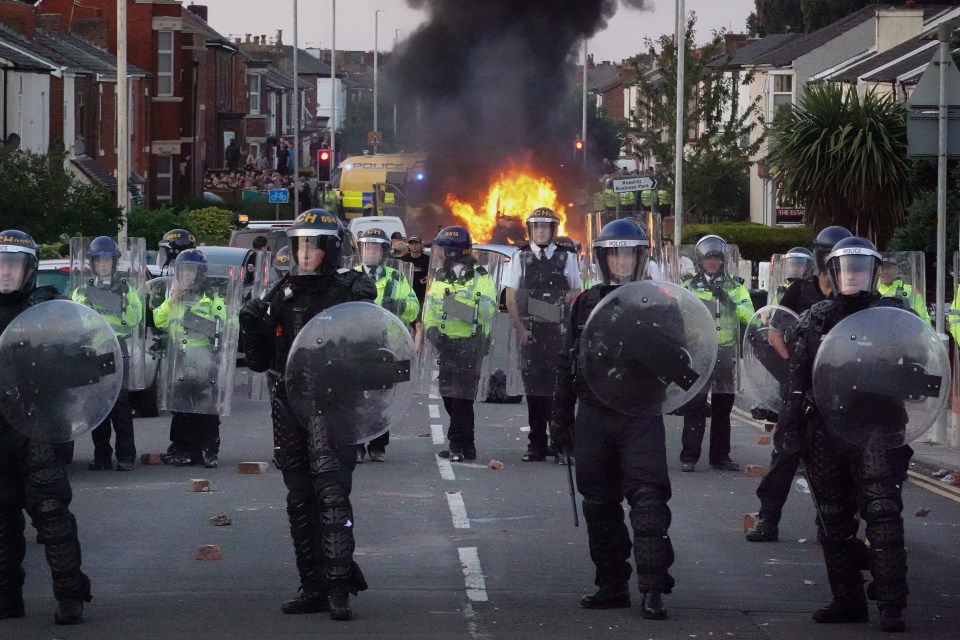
[563,448,579,527]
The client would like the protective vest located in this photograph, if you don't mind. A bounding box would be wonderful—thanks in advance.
[517,248,571,293]
[658,189,672,205]
[618,190,636,207]
[353,264,420,324]
[640,189,654,207]
[71,281,143,340]
[877,279,929,322]
[602,189,618,209]
[423,265,497,339]
[682,272,754,346]
[152,290,227,348]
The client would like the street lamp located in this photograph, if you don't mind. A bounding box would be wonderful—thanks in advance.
[673,0,686,243]
[293,0,300,214]
[117,0,128,243]
[373,9,383,152]
[330,0,337,165]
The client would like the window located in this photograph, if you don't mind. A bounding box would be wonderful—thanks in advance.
[157,31,174,96]
[771,74,793,117]
[248,73,261,114]
[156,155,173,203]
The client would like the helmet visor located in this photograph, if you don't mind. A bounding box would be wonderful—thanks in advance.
[358,240,387,268]
[290,232,341,275]
[829,254,879,296]
[0,251,35,294]
[784,254,815,279]
[526,220,558,246]
[595,245,649,285]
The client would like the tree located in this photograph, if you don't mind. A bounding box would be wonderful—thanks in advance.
[749,1,960,36]
[0,147,122,242]
[632,12,764,222]
[766,83,910,247]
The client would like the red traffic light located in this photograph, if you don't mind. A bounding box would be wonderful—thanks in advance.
[319,150,331,162]
[575,139,584,151]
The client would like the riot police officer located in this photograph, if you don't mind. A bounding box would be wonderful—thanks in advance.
[778,236,912,632]
[351,227,419,462]
[0,230,91,624]
[153,249,225,468]
[770,247,816,305]
[71,236,143,471]
[877,255,930,321]
[679,235,754,472]
[746,226,852,542]
[239,210,375,620]
[422,226,500,462]
[551,219,675,620]
[504,208,581,461]
[272,245,292,280]
[157,228,196,274]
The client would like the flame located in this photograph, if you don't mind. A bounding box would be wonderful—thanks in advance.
[445,160,567,243]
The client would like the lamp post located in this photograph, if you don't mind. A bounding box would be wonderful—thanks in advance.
[582,39,588,167]
[330,0,337,165]
[373,9,382,152]
[117,0,128,243]
[673,0,686,243]
[292,0,300,214]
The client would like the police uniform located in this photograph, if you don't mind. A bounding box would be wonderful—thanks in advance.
[240,210,376,620]
[877,278,929,322]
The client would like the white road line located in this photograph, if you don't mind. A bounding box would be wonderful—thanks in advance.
[446,491,471,529]
[436,456,456,480]
[429,404,441,419]
[458,547,488,602]
[431,424,445,445]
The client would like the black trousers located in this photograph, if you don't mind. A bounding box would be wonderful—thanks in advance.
[169,411,220,455]
[575,401,675,594]
[680,391,735,465]
[442,396,475,447]
[526,395,552,450]
[0,427,91,603]
[755,422,802,523]
[90,388,136,464]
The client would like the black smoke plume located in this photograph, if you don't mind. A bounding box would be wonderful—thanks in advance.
[387,1,654,203]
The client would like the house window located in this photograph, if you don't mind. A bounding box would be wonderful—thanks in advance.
[771,74,793,116]
[156,155,173,202]
[248,73,261,114]
[157,31,174,96]
[249,142,260,159]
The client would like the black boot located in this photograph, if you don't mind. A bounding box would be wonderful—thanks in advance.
[462,443,477,461]
[745,518,779,542]
[640,590,667,620]
[812,600,869,623]
[328,585,351,621]
[281,589,329,614]
[54,598,84,625]
[0,593,24,619]
[580,584,630,609]
[879,605,905,633]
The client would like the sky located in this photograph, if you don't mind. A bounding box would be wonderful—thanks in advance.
[199,0,758,64]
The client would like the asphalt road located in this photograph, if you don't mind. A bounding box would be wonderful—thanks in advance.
[9,370,960,639]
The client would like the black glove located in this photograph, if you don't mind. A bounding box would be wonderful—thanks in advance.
[239,297,269,330]
[713,286,733,307]
[149,334,165,356]
[550,414,575,453]
[425,326,441,347]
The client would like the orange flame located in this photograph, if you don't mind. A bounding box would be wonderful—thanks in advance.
[445,160,567,243]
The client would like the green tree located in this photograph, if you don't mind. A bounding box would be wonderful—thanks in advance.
[632,12,764,222]
[766,83,910,247]
[0,146,122,242]
[749,1,960,36]
[337,96,397,156]
[747,0,805,37]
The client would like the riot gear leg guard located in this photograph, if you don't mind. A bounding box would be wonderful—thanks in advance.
[581,497,632,590]
[0,509,26,619]
[859,446,908,611]
[32,500,91,605]
[627,484,675,595]
[281,484,329,614]
[317,486,366,620]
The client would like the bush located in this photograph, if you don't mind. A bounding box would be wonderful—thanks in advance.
[127,205,186,249]
[680,222,815,262]
[183,207,234,246]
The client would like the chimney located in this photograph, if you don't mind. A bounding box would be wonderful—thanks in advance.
[905,0,917,8]
[276,29,283,46]
[246,33,252,43]
[37,14,62,34]
[72,17,108,49]
[234,37,241,45]
[253,36,260,45]
[187,4,209,22]
[0,1,37,39]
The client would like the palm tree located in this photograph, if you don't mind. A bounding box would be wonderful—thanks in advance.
[766,83,910,247]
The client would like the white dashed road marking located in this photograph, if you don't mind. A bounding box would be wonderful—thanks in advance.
[445,491,471,529]
[458,547,488,602]
[431,423,445,444]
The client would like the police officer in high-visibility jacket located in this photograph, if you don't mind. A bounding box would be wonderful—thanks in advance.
[877,255,929,322]
[71,236,143,471]
[679,235,754,472]
[153,249,227,468]
[352,227,419,462]
[423,227,499,462]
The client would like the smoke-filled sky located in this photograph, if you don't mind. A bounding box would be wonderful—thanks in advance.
[201,0,757,63]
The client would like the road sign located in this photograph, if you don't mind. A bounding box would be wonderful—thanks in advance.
[367,131,383,146]
[612,176,657,193]
[269,189,289,204]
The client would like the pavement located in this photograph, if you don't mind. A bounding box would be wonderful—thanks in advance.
[7,371,960,639]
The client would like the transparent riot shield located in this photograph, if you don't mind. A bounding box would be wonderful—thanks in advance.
[341,255,417,321]
[813,307,948,449]
[505,248,578,397]
[742,305,799,414]
[251,249,273,300]
[158,268,243,415]
[415,248,505,400]
[681,243,745,393]
[285,302,415,444]
[579,281,718,416]
[767,251,816,306]
[878,251,928,321]
[69,236,148,390]
[0,300,123,443]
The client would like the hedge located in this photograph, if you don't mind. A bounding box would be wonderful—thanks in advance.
[680,223,815,262]
[127,205,234,249]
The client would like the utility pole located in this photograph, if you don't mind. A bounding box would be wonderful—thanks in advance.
[373,9,382,152]
[292,0,300,214]
[673,0,686,243]
[330,0,337,165]
[581,39,587,167]
[117,0,128,244]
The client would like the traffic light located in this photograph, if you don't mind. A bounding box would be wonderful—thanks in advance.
[574,138,585,164]
[575,139,584,152]
[317,148,332,182]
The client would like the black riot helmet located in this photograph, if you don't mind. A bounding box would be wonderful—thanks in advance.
[174,248,208,291]
[593,219,649,285]
[356,227,391,268]
[286,209,344,275]
[0,229,39,295]
[694,234,727,274]
[88,236,122,281]
[271,245,292,279]
[159,228,196,266]
[783,246,815,281]
[825,236,882,297]
[812,225,852,270]
[526,207,560,247]
[433,226,473,264]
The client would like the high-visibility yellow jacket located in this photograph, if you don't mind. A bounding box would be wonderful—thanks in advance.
[877,279,929,322]
[423,265,498,339]
[682,273,754,346]
[153,291,228,347]
[71,282,143,340]
[353,264,420,324]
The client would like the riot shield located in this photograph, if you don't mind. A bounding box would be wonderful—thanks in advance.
[767,251,816,306]
[505,248,578,396]
[742,305,799,414]
[415,248,505,400]
[681,243,744,394]
[341,255,417,320]
[579,280,718,416]
[878,251,928,320]
[158,268,243,415]
[812,307,948,449]
[250,249,273,300]
[285,302,415,444]
[69,236,148,390]
[0,300,123,443]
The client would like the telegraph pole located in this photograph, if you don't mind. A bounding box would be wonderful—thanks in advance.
[117,0,128,244]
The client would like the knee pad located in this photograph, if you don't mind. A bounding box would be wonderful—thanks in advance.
[581,497,623,525]
[33,501,75,546]
[318,486,351,523]
[628,486,671,536]
[309,453,342,475]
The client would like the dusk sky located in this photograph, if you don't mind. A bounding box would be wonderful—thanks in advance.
[199,0,758,64]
